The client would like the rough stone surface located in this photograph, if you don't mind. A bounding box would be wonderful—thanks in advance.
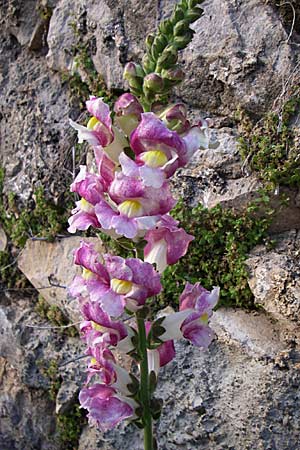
[79,332,300,450]
[246,230,300,333]
[17,236,105,323]
[0,292,86,450]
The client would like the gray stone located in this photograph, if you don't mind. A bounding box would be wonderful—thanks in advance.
[246,230,300,333]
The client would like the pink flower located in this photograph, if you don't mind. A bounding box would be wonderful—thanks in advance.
[130,112,215,179]
[72,241,162,317]
[70,97,127,163]
[94,173,176,239]
[70,97,113,147]
[80,300,132,346]
[158,283,219,349]
[144,215,194,272]
[79,384,136,431]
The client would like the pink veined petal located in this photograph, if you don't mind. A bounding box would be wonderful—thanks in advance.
[182,320,215,348]
[118,152,140,178]
[99,289,125,317]
[111,215,138,239]
[95,200,118,230]
[103,254,133,281]
[69,119,101,146]
[88,396,134,431]
[68,210,100,233]
[157,340,175,367]
[139,165,165,188]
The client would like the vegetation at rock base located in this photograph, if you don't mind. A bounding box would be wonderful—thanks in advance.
[237,86,300,188]
[158,200,272,311]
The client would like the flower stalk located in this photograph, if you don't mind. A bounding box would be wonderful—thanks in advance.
[137,316,153,450]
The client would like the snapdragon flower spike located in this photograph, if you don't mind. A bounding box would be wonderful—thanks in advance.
[114,93,143,136]
[159,283,220,348]
[79,384,136,431]
[95,171,176,239]
[73,241,162,317]
[144,215,194,272]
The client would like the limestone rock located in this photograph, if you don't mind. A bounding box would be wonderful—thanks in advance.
[17,236,105,323]
[79,333,300,450]
[176,0,298,116]
[246,230,300,332]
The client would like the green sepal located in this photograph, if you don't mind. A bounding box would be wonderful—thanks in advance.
[188,0,204,8]
[149,370,157,394]
[173,32,194,50]
[126,373,140,395]
[150,397,163,420]
[136,305,150,319]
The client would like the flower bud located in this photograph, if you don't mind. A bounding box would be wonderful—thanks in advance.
[142,54,156,74]
[186,6,203,21]
[145,33,155,50]
[143,73,164,93]
[171,7,185,23]
[173,31,194,50]
[158,103,190,133]
[161,66,185,82]
[114,93,143,118]
[156,48,178,70]
[174,19,188,37]
[123,62,145,80]
[159,19,173,36]
[151,35,168,60]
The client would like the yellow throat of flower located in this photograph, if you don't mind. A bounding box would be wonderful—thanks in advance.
[87,116,100,130]
[79,198,94,213]
[118,199,143,218]
[111,278,133,295]
[201,313,209,324]
[82,268,95,280]
[140,150,168,168]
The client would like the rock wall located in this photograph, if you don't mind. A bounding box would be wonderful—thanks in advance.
[1,0,300,449]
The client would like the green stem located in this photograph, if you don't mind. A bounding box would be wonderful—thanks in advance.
[137,316,153,450]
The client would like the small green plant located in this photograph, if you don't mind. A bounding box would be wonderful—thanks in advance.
[56,404,87,450]
[0,167,73,287]
[35,295,78,337]
[38,359,61,402]
[237,88,300,188]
